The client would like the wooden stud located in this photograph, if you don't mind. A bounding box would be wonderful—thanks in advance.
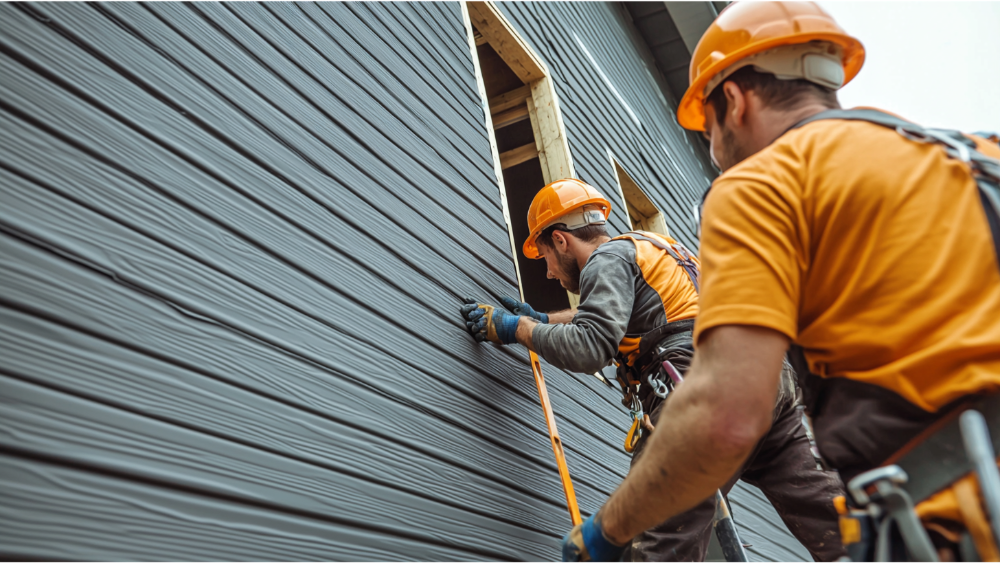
[488,84,532,115]
[530,78,575,182]
[526,96,551,184]
[491,104,529,130]
[499,142,539,169]
[466,1,548,83]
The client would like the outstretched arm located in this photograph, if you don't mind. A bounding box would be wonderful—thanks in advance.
[546,309,578,324]
[599,325,788,544]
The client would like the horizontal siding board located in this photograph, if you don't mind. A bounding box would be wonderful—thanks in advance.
[728,483,813,561]
[0,306,569,535]
[0,375,555,559]
[0,9,515,301]
[0,164,622,496]
[0,228,614,513]
[347,2,479,124]
[27,2,514,271]
[0,98,628,460]
[197,2,505,232]
[0,454,479,561]
[256,2,498,202]
[0,8,632,456]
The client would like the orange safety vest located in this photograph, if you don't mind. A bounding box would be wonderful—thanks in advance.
[611,231,701,367]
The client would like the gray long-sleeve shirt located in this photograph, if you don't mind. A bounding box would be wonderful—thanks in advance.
[532,239,670,374]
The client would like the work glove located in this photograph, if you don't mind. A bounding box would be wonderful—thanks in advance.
[500,296,549,323]
[561,512,627,562]
[460,297,520,345]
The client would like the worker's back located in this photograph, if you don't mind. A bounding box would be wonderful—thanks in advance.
[697,111,1000,478]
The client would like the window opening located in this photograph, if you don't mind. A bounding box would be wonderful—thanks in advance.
[463,5,586,528]
[609,153,671,237]
[463,1,577,313]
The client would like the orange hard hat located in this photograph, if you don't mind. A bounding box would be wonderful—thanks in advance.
[677,1,865,131]
[523,178,611,259]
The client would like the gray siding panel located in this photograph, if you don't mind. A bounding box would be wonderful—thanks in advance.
[0,3,626,559]
[0,2,799,560]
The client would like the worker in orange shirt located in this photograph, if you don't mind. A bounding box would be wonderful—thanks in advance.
[559,1,1000,561]
[461,178,845,561]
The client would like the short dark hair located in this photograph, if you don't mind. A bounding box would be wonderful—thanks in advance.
[536,223,609,251]
[706,66,839,128]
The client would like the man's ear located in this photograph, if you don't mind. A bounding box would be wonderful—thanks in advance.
[722,81,747,128]
[551,230,570,252]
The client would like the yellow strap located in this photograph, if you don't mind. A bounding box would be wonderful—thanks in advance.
[955,475,1000,561]
[624,416,641,453]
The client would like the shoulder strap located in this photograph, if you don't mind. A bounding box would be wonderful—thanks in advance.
[616,231,701,293]
[788,109,1000,271]
[788,108,915,133]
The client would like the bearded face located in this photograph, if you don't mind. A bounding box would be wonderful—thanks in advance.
[714,121,754,171]
[705,100,755,172]
[556,244,582,294]
[540,240,583,295]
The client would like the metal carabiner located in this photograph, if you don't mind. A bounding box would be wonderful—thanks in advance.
[647,368,670,399]
[625,406,643,453]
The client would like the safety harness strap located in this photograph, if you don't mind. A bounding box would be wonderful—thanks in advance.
[619,231,701,293]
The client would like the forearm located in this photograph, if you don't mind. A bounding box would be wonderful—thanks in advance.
[546,308,578,324]
[516,316,539,352]
[599,326,787,544]
[601,373,757,543]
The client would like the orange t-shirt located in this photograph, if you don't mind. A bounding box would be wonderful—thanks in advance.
[695,114,1000,414]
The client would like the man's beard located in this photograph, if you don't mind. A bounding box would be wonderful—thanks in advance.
[557,247,582,294]
[717,123,752,171]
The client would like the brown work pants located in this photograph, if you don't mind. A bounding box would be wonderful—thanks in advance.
[624,395,847,562]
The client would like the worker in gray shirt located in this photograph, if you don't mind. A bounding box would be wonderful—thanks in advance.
[460,179,845,562]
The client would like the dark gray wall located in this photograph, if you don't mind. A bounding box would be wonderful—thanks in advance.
[0,2,801,561]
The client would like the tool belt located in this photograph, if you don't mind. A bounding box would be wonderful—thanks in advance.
[838,392,1000,561]
[614,319,695,452]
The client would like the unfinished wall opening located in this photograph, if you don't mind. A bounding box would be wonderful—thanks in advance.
[463,1,577,313]
[609,153,670,237]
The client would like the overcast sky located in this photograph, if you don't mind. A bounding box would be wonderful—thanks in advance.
[816,1,1000,134]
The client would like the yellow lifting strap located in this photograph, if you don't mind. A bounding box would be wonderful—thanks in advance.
[529,351,583,526]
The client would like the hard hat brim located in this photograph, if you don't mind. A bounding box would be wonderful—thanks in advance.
[678,33,865,132]
[522,201,611,260]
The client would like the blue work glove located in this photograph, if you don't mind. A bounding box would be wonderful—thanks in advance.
[460,297,520,345]
[500,296,549,323]
[562,512,627,562]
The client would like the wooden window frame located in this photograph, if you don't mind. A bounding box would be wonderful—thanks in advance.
[461,1,576,296]
[607,149,671,237]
